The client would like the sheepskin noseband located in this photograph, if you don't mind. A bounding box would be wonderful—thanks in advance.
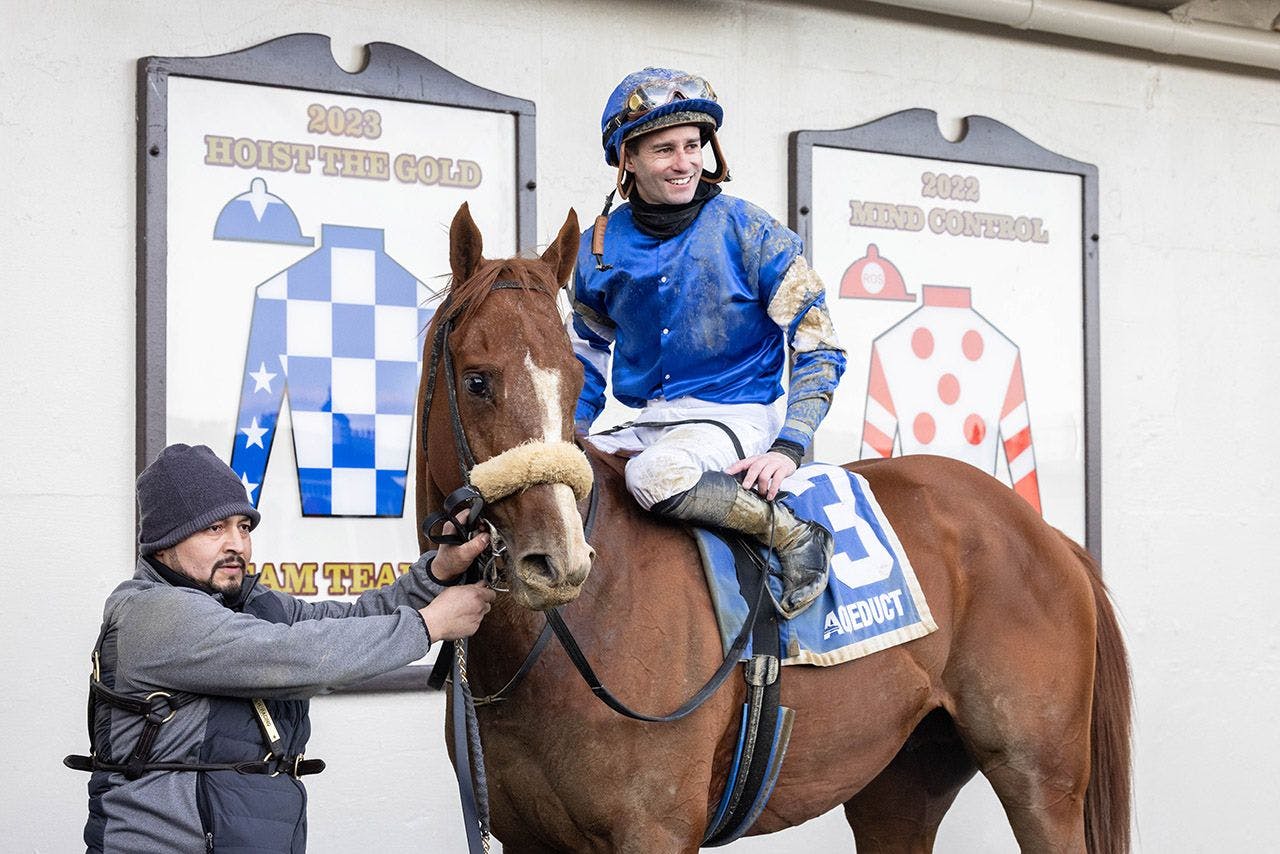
[467,440,594,504]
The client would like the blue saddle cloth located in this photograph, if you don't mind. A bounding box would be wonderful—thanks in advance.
[693,463,937,666]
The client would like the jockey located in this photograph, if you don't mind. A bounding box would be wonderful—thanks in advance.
[568,67,847,618]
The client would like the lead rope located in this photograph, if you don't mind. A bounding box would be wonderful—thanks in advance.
[453,637,491,853]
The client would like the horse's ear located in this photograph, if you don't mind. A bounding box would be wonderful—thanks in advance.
[540,208,580,288]
[450,202,483,283]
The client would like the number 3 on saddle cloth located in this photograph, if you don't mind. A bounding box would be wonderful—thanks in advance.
[696,464,938,664]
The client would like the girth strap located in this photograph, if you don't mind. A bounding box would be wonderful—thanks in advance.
[702,538,793,846]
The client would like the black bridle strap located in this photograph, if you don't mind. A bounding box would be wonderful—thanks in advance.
[422,485,487,546]
[419,303,451,474]
[441,317,477,473]
[544,539,769,723]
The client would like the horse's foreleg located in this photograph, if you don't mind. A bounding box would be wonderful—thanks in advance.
[842,708,978,853]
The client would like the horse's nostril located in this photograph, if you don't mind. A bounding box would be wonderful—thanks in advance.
[523,553,556,582]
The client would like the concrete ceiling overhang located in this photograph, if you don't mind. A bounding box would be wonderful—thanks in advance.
[1109,0,1187,11]
[848,0,1280,71]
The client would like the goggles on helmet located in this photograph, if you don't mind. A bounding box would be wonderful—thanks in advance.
[601,74,718,146]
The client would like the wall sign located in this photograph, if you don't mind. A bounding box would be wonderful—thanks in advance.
[138,34,535,688]
[791,110,1100,557]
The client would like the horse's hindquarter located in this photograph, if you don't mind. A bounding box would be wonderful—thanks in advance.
[869,453,1095,691]
[754,455,1101,835]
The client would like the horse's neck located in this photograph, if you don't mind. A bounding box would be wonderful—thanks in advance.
[467,452,693,693]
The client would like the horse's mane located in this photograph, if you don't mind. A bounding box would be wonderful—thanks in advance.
[431,256,560,332]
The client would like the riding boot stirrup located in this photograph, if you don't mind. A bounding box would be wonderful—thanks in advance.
[725,493,832,619]
[651,471,833,620]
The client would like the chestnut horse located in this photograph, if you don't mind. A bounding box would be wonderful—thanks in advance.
[415,204,1132,853]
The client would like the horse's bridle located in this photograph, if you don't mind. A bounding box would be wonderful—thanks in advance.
[418,280,592,588]
[421,277,595,854]
[422,279,768,715]
[418,285,506,586]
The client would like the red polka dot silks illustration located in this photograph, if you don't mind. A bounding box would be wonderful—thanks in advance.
[860,285,1041,513]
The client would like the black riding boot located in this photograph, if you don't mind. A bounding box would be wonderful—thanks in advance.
[651,471,833,618]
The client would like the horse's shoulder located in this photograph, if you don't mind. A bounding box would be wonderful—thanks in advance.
[582,441,628,481]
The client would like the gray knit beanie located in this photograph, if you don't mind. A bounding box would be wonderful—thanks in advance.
[137,443,261,554]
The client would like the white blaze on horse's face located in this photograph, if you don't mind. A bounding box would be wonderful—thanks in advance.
[523,350,562,443]
[522,347,586,549]
[490,348,594,610]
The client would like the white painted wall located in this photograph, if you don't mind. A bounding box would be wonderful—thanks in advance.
[4,0,1277,850]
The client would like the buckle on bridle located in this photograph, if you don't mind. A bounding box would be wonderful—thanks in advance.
[423,485,510,590]
[477,518,509,592]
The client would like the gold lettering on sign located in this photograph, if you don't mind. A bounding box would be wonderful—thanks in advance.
[247,560,416,596]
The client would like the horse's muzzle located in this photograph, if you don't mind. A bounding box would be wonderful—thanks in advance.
[467,442,595,610]
[509,542,594,610]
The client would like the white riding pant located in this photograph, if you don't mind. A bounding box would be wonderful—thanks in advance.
[585,397,785,509]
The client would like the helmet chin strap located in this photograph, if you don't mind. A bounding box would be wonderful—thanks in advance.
[614,160,633,200]
[700,131,729,184]
[595,132,727,271]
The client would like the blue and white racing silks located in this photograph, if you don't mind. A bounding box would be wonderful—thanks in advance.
[230,225,434,517]
[568,193,846,451]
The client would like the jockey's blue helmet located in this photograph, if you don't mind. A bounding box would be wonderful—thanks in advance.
[600,67,723,167]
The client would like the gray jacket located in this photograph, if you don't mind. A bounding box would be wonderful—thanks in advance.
[78,553,448,853]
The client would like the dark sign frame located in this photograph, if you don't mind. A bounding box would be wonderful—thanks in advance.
[790,109,1101,560]
[136,34,536,690]
[137,32,536,474]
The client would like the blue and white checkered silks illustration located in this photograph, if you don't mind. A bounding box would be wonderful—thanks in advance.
[213,177,315,247]
[229,224,435,516]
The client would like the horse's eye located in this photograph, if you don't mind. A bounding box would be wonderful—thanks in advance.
[463,372,491,398]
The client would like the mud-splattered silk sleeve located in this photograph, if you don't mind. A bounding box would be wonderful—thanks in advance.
[765,254,847,451]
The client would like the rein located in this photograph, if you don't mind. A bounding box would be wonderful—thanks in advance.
[544,546,768,721]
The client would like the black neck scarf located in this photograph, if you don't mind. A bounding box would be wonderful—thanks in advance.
[628,180,721,240]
